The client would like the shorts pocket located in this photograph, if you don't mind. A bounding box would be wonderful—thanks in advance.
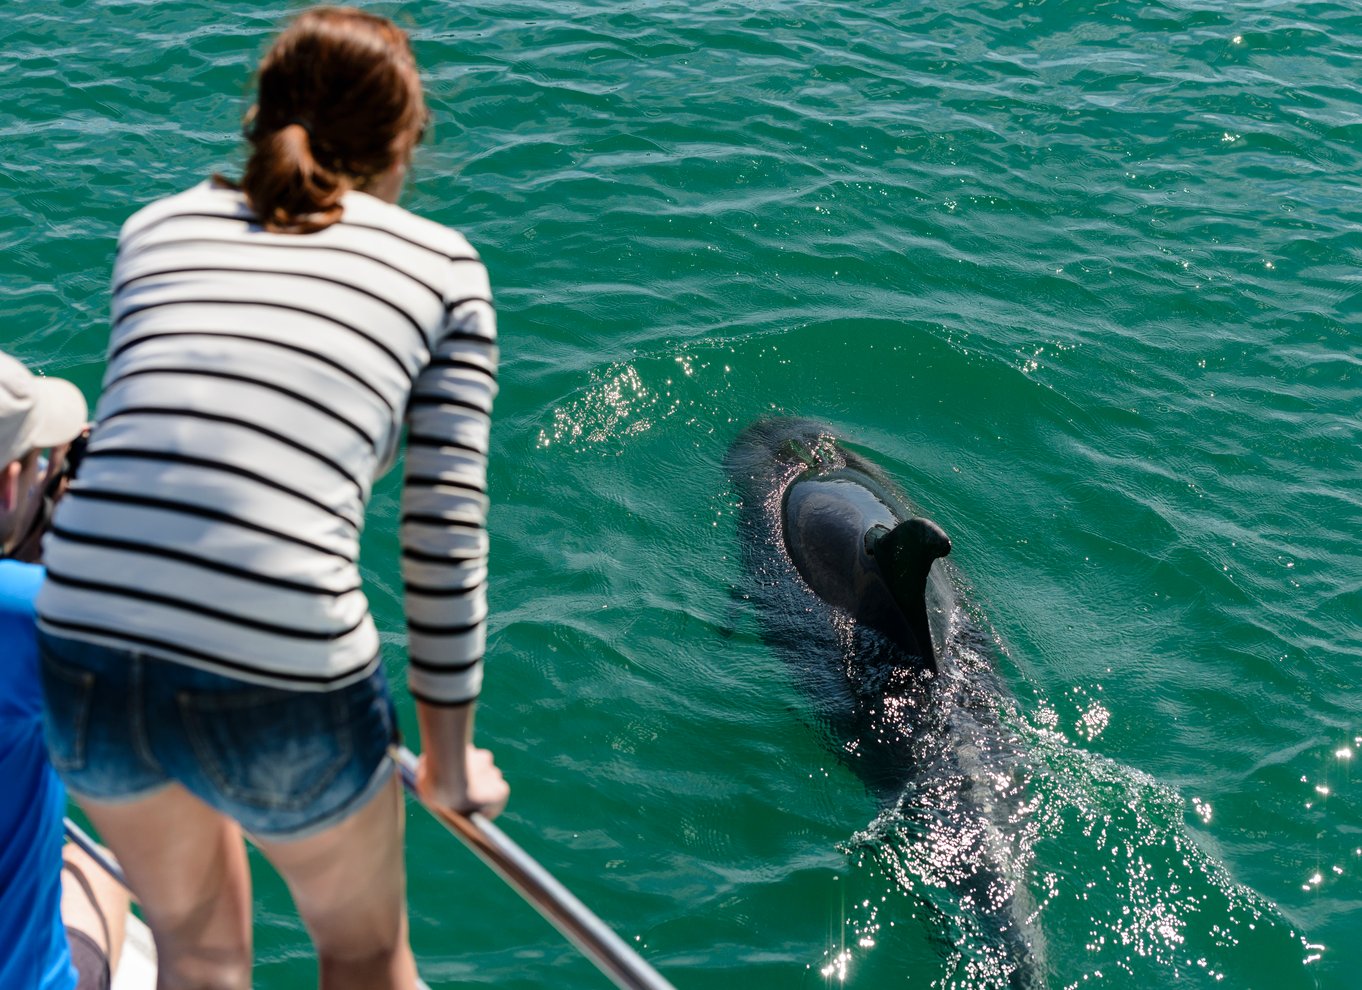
[39,651,97,773]
[178,686,353,812]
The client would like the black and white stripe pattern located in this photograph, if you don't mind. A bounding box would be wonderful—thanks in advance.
[37,182,497,704]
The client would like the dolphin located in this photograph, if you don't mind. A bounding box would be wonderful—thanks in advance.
[725,417,1046,989]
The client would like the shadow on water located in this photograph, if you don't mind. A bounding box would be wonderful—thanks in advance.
[725,418,1313,990]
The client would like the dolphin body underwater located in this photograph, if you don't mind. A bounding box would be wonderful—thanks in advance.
[725,418,1047,989]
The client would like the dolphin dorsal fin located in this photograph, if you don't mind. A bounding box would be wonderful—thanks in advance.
[874,518,951,579]
[867,518,952,670]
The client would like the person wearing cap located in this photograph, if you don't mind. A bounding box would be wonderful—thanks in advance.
[0,348,128,989]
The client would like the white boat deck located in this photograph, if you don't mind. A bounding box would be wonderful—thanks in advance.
[111,914,156,990]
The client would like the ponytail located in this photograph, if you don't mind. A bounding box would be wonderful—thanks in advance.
[238,7,426,234]
[242,121,346,234]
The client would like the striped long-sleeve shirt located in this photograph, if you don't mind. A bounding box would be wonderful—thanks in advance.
[36,181,497,706]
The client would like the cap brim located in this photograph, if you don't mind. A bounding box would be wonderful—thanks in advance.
[26,377,88,448]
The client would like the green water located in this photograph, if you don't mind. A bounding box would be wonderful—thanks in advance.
[5,1,1360,987]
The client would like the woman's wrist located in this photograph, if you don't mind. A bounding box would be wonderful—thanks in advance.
[414,699,476,778]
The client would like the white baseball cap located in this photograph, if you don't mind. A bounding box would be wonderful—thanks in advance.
[0,350,88,466]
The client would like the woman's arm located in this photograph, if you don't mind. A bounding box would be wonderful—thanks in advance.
[401,273,505,817]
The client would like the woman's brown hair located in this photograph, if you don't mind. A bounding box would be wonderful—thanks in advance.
[240,6,426,233]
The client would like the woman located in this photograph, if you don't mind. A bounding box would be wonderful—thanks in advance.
[36,8,508,989]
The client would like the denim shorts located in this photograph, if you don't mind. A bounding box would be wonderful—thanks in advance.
[38,632,398,841]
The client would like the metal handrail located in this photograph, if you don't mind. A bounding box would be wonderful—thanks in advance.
[391,745,676,990]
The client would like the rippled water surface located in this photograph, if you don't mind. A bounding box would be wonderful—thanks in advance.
[5,1,1361,987]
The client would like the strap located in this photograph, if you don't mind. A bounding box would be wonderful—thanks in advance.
[61,857,112,951]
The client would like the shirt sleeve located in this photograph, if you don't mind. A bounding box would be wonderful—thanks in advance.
[400,278,498,706]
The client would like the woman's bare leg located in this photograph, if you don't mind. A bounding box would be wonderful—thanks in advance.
[252,775,418,990]
[76,784,253,990]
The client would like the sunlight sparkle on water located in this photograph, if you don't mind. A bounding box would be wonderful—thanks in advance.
[820,949,851,982]
[1078,702,1110,740]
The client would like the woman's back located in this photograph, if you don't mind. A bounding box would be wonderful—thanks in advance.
[39,180,498,693]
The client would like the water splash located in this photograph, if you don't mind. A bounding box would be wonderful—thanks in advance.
[825,676,1318,989]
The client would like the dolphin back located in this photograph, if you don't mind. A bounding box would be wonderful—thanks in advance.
[726,418,1048,988]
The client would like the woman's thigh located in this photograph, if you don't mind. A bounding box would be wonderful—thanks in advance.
[76,785,253,989]
[253,774,412,957]
[253,776,420,990]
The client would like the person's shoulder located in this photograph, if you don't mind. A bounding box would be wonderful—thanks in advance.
[339,192,482,265]
[119,180,250,244]
[0,560,43,617]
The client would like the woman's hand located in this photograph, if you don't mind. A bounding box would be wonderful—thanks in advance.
[415,744,509,820]
[413,699,510,819]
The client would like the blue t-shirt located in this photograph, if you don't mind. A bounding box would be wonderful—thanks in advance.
[0,559,76,990]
